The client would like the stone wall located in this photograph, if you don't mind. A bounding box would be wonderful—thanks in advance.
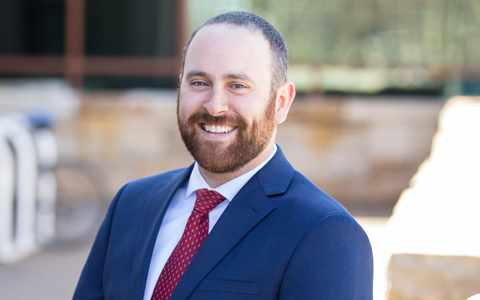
[278,96,443,211]
[388,254,480,300]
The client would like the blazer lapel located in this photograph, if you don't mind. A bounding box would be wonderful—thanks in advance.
[130,165,193,300]
[171,146,295,300]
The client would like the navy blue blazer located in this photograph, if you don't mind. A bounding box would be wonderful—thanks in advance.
[73,147,373,299]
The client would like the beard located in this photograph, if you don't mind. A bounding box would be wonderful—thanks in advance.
[177,91,276,174]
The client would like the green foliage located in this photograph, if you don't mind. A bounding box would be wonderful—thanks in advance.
[246,0,480,66]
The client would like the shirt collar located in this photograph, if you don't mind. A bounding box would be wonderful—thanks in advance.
[185,144,278,202]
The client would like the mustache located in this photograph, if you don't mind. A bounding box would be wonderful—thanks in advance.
[187,111,247,128]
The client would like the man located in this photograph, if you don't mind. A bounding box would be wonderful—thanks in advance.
[74,11,373,300]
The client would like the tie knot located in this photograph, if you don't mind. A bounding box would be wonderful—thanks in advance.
[194,189,225,214]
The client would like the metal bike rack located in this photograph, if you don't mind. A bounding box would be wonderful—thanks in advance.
[0,114,57,264]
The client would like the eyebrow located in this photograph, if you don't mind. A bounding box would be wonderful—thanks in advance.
[223,73,254,83]
[185,70,209,80]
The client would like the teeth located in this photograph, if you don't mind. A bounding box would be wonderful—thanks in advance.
[203,124,234,133]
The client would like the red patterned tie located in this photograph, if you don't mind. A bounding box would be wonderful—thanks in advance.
[150,189,225,300]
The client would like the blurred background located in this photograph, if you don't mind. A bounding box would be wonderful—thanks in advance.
[0,0,479,299]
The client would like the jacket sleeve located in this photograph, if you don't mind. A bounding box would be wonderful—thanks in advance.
[279,214,373,300]
[72,184,127,300]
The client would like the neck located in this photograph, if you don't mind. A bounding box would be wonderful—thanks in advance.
[198,140,275,188]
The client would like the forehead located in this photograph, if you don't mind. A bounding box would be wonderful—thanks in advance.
[184,24,272,80]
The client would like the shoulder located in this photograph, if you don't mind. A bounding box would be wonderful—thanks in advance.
[259,146,349,218]
[280,172,373,282]
[110,166,191,208]
[258,147,356,228]
[101,166,192,231]
[264,168,368,242]
[283,170,351,218]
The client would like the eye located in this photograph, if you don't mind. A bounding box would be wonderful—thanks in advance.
[231,83,246,89]
[192,81,207,86]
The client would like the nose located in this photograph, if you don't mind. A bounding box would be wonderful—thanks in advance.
[203,87,228,116]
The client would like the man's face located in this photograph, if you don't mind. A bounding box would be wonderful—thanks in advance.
[177,24,276,174]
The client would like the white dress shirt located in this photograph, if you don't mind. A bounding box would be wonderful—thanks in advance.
[143,145,277,300]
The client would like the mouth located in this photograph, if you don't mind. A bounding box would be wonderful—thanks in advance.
[201,124,236,134]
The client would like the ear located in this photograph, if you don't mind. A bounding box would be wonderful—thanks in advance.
[274,81,296,124]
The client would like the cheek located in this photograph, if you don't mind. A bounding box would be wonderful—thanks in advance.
[235,96,271,122]
[178,91,201,118]
[234,107,262,126]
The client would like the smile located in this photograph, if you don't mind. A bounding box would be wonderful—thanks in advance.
[201,124,236,134]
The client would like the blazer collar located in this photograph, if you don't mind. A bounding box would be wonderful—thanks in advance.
[170,145,295,300]
[130,165,193,300]
[255,145,295,196]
